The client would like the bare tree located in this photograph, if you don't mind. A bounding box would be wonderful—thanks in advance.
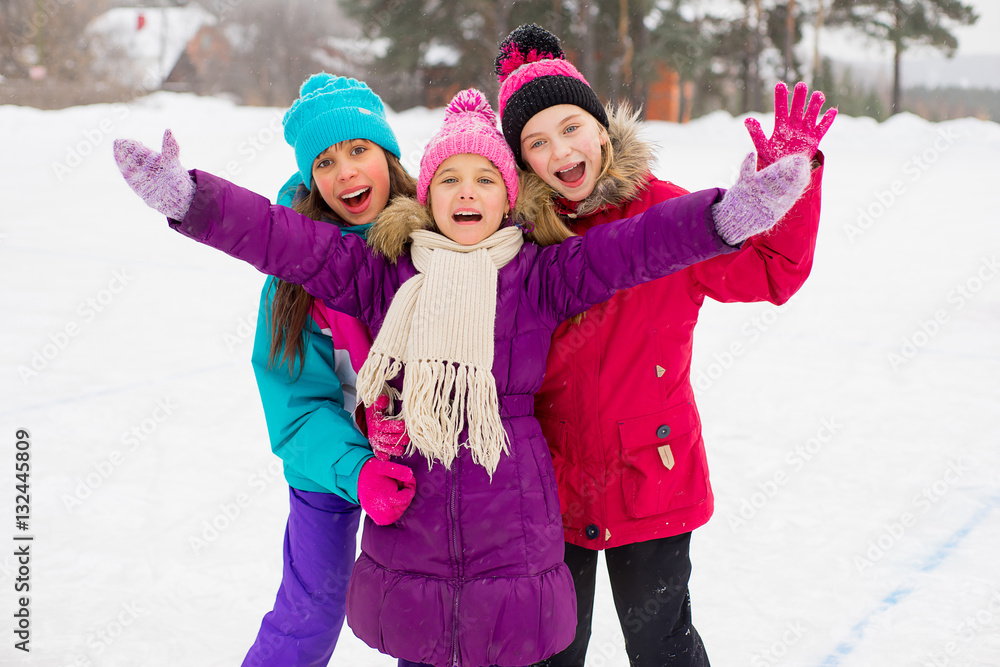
[1,0,108,81]
[218,0,345,106]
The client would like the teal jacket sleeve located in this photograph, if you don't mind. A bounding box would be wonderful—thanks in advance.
[250,277,373,503]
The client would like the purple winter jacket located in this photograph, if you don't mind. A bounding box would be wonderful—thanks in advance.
[172,170,734,667]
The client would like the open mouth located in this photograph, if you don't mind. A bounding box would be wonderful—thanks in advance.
[340,186,371,211]
[555,162,586,184]
[452,211,483,224]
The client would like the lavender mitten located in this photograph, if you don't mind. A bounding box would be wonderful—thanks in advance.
[712,152,810,246]
[113,130,195,220]
[745,81,837,169]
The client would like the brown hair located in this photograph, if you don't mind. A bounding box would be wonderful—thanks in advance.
[267,149,416,375]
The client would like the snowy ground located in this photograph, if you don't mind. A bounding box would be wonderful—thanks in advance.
[1,92,999,667]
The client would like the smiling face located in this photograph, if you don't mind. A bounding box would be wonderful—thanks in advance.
[429,154,510,246]
[519,104,607,202]
[311,139,391,226]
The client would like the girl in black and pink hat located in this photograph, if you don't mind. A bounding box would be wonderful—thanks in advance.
[495,23,837,667]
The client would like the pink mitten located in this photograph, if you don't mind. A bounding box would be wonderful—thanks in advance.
[358,458,416,525]
[745,82,837,169]
[365,395,410,461]
[113,130,195,220]
[712,152,810,246]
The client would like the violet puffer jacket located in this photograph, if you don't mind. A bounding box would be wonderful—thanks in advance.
[171,170,734,667]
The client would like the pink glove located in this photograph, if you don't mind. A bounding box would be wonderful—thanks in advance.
[113,130,195,220]
[358,458,416,525]
[712,152,810,246]
[365,395,410,461]
[745,82,837,169]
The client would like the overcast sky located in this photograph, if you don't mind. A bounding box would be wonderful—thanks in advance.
[952,0,1000,56]
[802,0,1000,65]
[684,0,1000,61]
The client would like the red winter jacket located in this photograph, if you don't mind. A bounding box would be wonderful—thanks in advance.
[534,108,825,550]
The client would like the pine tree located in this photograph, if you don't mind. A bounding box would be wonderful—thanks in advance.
[828,0,978,114]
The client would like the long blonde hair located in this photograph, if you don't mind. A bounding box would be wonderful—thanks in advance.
[517,122,617,325]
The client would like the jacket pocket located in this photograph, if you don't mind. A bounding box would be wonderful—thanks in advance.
[536,413,573,526]
[617,402,707,519]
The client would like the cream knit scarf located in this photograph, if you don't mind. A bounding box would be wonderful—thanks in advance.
[357,226,524,476]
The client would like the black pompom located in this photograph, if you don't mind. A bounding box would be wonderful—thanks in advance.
[495,24,565,81]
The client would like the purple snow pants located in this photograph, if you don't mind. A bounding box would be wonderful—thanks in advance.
[242,486,362,667]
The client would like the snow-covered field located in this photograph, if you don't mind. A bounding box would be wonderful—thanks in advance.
[1,92,998,666]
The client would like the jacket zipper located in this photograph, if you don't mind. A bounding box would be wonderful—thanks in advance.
[450,457,463,666]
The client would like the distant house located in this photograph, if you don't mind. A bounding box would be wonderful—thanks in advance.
[163,23,233,93]
[313,35,390,82]
[646,63,693,123]
[422,42,463,109]
[87,3,222,92]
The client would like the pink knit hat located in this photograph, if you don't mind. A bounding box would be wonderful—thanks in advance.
[418,89,519,211]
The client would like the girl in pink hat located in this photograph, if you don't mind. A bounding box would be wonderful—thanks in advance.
[113,88,809,667]
[494,23,837,667]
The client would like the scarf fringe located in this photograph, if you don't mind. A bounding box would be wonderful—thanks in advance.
[362,354,510,478]
[356,228,522,479]
[357,351,404,408]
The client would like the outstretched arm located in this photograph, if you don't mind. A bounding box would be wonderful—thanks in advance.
[686,81,836,304]
[114,131,396,324]
[532,152,811,324]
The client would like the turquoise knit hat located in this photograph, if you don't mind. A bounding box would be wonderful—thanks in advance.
[283,73,401,190]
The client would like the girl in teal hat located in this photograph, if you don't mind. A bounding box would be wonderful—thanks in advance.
[243,72,416,667]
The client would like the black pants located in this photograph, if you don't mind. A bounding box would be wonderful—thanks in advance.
[545,532,709,667]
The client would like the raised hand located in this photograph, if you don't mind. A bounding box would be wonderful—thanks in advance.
[745,82,837,169]
[712,152,810,246]
[357,458,416,525]
[113,130,195,220]
[365,394,409,461]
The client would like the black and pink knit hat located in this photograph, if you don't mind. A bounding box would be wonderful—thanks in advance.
[494,24,608,166]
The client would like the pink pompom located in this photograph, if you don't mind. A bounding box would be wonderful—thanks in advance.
[444,88,496,125]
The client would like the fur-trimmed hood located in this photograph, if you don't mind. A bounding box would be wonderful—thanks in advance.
[522,102,656,219]
[365,196,428,261]
[365,172,556,261]
[365,101,655,259]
